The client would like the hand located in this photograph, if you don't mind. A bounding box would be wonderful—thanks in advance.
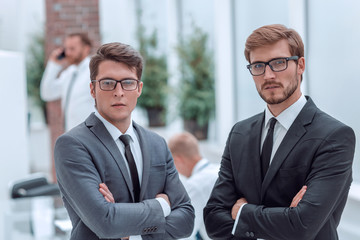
[231,198,248,220]
[49,47,67,64]
[156,193,171,208]
[99,183,115,203]
[290,185,307,207]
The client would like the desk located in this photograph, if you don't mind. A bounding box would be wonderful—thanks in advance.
[2,196,71,240]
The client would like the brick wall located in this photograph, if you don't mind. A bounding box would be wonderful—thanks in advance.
[45,0,100,182]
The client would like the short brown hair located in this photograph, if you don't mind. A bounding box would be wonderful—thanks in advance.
[89,42,143,81]
[67,33,92,48]
[244,24,304,63]
[168,132,201,160]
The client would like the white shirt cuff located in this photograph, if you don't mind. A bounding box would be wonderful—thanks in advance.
[129,236,142,240]
[231,203,247,235]
[156,197,171,217]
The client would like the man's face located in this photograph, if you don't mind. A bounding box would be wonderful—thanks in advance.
[90,60,143,132]
[249,39,305,108]
[64,36,89,65]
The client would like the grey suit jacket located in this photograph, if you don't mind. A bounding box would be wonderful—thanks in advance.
[55,113,194,239]
[204,97,355,240]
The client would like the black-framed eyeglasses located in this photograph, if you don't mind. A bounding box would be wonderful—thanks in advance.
[91,79,139,91]
[247,56,299,76]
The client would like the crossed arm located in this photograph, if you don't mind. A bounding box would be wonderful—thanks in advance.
[231,185,307,220]
[204,125,355,240]
[99,183,171,207]
[55,134,194,239]
[99,183,171,240]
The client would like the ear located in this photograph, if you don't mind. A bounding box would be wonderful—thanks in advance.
[297,57,305,75]
[90,82,96,99]
[137,81,143,97]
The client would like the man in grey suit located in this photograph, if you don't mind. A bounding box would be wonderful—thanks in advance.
[55,42,194,239]
[204,24,355,240]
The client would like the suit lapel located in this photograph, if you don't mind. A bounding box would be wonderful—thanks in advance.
[85,113,134,201]
[133,122,150,201]
[249,113,265,201]
[261,98,316,199]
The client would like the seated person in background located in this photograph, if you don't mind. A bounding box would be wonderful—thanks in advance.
[168,132,220,240]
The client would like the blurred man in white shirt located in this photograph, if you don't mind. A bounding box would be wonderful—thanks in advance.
[40,32,95,131]
[168,132,219,240]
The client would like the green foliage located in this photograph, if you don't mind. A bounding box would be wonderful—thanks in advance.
[26,32,45,110]
[137,26,168,111]
[177,25,215,127]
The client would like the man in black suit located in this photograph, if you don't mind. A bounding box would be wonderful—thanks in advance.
[203,24,355,240]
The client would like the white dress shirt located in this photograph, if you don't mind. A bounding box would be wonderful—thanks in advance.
[232,94,307,238]
[40,57,95,131]
[94,111,170,240]
[179,158,220,240]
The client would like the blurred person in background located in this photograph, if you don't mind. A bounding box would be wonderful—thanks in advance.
[204,24,355,240]
[55,42,194,239]
[168,132,219,240]
[40,32,95,131]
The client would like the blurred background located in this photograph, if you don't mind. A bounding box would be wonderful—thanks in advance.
[0,0,359,239]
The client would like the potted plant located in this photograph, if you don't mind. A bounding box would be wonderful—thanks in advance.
[136,23,168,127]
[177,25,215,139]
[26,31,46,122]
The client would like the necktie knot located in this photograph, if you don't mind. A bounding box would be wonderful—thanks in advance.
[268,117,277,130]
[120,134,132,146]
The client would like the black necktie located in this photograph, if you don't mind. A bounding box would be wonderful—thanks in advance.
[261,118,277,180]
[120,134,140,202]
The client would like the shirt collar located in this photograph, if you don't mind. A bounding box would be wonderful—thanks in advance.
[191,158,209,175]
[74,56,90,72]
[264,94,307,130]
[94,110,135,142]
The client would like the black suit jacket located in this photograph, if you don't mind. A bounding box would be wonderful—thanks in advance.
[204,97,355,240]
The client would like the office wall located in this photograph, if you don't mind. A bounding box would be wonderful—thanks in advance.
[306,0,360,182]
[0,51,30,200]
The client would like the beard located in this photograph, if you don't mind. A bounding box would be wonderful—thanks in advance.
[258,72,299,105]
[66,51,84,65]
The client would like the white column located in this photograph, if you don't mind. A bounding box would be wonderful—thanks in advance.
[164,0,183,138]
[99,0,137,46]
[0,51,30,199]
[288,0,308,94]
[213,0,236,144]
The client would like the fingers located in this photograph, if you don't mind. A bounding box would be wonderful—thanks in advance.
[290,185,307,207]
[49,48,63,61]
[156,193,171,207]
[99,183,115,203]
[231,198,248,220]
[231,203,240,220]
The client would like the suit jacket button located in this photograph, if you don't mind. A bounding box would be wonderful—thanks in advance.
[250,232,255,237]
[245,232,250,237]
[154,226,158,231]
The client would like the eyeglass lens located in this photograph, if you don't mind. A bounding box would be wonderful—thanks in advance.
[248,56,298,76]
[99,79,138,91]
[250,58,288,76]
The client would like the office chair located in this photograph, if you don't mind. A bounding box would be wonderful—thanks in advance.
[9,173,60,199]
